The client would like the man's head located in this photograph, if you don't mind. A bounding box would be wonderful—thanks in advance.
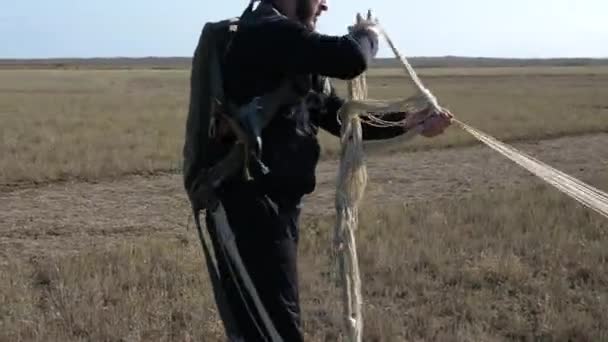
[265,0,328,30]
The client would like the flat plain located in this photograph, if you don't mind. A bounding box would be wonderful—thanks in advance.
[1,63,607,341]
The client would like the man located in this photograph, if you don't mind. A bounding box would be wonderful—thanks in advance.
[205,0,452,340]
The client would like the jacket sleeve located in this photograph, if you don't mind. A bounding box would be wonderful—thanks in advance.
[311,77,411,141]
[244,19,379,80]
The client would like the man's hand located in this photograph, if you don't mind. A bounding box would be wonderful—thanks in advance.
[348,10,381,58]
[420,108,453,138]
[349,10,380,35]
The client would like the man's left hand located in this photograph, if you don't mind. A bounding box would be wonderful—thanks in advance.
[420,108,453,138]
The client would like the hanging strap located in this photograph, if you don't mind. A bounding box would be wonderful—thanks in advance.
[193,209,243,340]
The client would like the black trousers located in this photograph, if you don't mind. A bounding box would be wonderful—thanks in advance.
[205,181,304,342]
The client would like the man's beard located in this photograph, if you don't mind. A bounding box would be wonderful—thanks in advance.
[295,0,315,30]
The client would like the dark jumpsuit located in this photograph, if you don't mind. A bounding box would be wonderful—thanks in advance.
[205,2,411,341]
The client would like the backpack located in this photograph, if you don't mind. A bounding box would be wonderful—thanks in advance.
[182,11,244,212]
[183,1,301,212]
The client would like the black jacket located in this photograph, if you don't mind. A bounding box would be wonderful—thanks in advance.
[221,2,408,201]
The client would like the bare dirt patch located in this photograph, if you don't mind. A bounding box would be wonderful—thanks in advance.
[2,133,607,265]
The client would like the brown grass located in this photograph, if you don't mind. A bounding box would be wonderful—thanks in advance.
[366,65,608,77]
[2,67,607,185]
[0,70,188,185]
[2,65,607,341]
[2,178,607,341]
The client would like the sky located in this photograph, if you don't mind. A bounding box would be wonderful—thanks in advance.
[1,0,607,59]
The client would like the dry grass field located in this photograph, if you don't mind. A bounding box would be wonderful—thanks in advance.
[2,179,608,341]
[1,66,607,186]
[1,64,608,341]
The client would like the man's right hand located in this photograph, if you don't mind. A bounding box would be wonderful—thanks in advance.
[348,10,380,59]
[349,10,380,35]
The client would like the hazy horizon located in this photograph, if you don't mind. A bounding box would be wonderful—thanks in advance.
[2,56,608,62]
[2,0,607,59]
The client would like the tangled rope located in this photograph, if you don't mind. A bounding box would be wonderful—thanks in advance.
[334,70,368,342]
[455,121,608,218]
[334,17,608,342]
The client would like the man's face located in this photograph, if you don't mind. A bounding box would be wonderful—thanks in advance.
[295,0,328,30]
